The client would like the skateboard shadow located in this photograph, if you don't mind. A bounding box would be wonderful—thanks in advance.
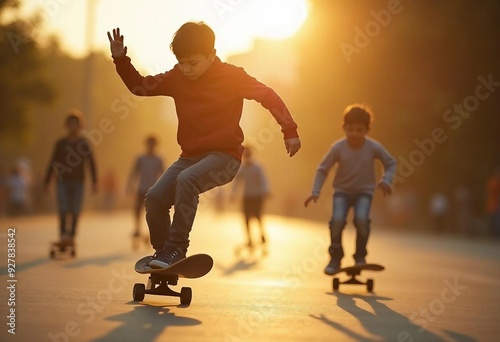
[216,259,260,276]
[310,292,473,341]
[91,304,202,342]
[63,252,130,269]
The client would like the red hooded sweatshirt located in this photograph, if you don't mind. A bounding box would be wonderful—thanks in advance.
[113,56,299,160]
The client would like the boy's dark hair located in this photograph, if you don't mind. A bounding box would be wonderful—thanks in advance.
[170,22,215,59]
[65,109,83,126]
[342,104,373,129]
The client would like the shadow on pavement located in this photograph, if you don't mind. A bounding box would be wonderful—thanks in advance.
[310,292,474,341]
[63,252,130,269]
[443,329,478,342]
[0,258,49,275]
[91,304,202,342]
[216,259,260,276]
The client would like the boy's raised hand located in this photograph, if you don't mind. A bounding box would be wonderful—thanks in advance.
[285,137,301,157]
[107,28,127,58]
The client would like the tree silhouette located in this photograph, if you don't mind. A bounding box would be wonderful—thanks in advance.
[0,0,55,144]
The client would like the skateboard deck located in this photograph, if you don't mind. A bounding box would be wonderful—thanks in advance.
[134,254,213,278]
[331,263,384,292]
[50,238,76,258]
[331,263,384,276]
[133,254,213,305]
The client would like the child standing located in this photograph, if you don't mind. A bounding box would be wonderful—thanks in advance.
[127,135,164,238]
[107,22,300,269]
[6,164,29,216]
[232,147,270,248]
[44,111,98,243]
[304,105,396,275]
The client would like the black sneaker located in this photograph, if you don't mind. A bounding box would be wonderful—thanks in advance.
[324,259,341,275]
[149,246,185,269]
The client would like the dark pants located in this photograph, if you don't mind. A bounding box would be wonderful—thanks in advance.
[145,152,240,252]
[329,193,372,263]
[133,191,147,234]
[57,181,84,238]
[243,196,264,221]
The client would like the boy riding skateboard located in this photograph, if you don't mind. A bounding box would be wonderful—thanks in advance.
[304,105,396,275]
[107,22,301,269]
[44,111,98,248]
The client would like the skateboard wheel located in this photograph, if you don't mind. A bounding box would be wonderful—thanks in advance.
[180,287,192,305]
[133,283,146,302]
[367,279,374,292]
[333,278,340,291]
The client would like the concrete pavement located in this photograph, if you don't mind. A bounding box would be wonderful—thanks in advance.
[0,210,499,341]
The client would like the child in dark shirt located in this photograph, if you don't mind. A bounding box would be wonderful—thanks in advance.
[44,111,97,243]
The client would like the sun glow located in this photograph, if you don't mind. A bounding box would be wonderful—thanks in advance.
[19,0,309,71]
[244,0,309,39]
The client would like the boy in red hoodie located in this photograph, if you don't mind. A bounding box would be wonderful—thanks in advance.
[108,22,301,268]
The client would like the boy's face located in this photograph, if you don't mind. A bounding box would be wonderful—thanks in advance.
[66,119,81,135]
[177,49,216,80]
[343,123,368,146]
[146,140,156,153]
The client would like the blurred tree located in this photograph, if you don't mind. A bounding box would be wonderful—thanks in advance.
[0,0,55,144]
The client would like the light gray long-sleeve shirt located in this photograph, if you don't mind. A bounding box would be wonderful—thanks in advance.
[129,154,164,194]
[311,137,397,196]
[233,162,269,198]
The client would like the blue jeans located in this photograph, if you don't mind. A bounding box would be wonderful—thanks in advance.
[329,193,373,263]
[56,182,84,237]
[145,152,241,252]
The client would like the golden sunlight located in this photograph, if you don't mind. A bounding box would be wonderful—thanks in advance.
[232,0,309,40]
[19,0,309,71]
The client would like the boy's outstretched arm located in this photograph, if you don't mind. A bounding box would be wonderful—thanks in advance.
[375,144,397,197]
[304,145,338,207]
[107,28,127,58]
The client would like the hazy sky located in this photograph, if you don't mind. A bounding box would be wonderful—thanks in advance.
[19,0,308,72]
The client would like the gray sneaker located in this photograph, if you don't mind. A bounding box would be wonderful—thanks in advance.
[141,253,157,271]
[324,259,341,275]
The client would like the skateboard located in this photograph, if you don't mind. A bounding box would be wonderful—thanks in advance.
[50,238,76,258]
[133,254,213,305]
[331,264,384,292]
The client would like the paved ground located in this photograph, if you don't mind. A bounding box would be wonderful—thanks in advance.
[0,210,499,341]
